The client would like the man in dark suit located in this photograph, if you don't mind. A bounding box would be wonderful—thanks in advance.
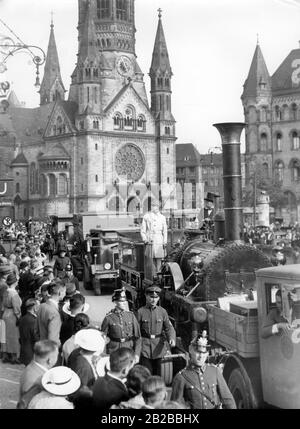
[36,282,66,347]
[17,339,58,409]
[19,298,40,365]
[92,347,135,409]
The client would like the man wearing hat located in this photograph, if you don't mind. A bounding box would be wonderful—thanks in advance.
[141,200,168,275]
[62,263,80,291]
[101,288,141,361]
[19,298,40,365]
[53,249,71,279]
[171,331,236,409]
[137,284,176,376]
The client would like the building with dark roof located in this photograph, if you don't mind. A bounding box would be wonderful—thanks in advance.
[242,41,300,224]
[0,1,177,220]
[176,143,203,217]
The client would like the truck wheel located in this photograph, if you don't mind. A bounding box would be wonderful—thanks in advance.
[93,278,101,296]
[228,368,253,409]
[160,360,173,387]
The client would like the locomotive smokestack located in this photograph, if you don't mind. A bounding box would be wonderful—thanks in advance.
[213,123,245,242]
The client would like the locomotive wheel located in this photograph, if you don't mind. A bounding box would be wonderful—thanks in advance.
[228,368,255,409]
[93,278,101,296]
[160,359,173,387]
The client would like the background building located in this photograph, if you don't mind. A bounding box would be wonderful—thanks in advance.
[0,0,177,220]
[242,41,300,225]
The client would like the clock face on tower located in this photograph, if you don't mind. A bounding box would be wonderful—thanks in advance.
[116,56,134,77]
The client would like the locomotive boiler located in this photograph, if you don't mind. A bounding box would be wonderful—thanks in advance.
[119,122,271,353]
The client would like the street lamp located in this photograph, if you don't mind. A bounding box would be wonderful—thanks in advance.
[0,18,46,89]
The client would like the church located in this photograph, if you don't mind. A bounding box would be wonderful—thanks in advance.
[0,0,177,221]
[242,40,300,224]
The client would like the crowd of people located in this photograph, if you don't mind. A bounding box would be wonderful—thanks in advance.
[0,220,236,410]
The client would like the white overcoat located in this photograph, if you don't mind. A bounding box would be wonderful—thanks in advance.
[140,211,168,258]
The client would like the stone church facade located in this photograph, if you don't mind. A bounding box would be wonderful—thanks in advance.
[242,41,300,224]
[0,0,177,220]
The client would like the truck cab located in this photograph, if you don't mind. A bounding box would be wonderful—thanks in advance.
[257,265,300,409]
[207,264,300,409]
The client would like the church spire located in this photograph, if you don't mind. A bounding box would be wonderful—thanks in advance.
[78,0,97,63]
[39,18,65,105]
[150,8,172,76]
[241,43,271,101]
[149,9,174,119]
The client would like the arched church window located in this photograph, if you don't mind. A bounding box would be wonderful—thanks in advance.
[40,175,47,196]
[113,113,123,130]
[93,120,99,129]
[124,107,134,129]
[49,174,56,196]
[79,120,84,130]
[276,133,282,151]
[259,133,267,152]
[291,160,300,181]
[260,107,267,122]
[274,105,282,121]
[165,78,170,88]
[58,174,67,195]
[166,95,171,111]
[274,161,284,183]
[116,0,127,20]
[30,163,36,194]
[94,87,98,104]
[97,0,110,19]
[16,183,20,194]
[85,68,91,78]
[93,69,99,78]
[291,103,298,120]
[292,131,300,150]
[137,115,146,131]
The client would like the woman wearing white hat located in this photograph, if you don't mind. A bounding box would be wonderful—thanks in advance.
[28,366,81,409]
[68,328,106,389]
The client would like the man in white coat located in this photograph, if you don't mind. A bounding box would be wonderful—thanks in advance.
[141,201,168,275]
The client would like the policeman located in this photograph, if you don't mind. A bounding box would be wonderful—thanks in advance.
[171,332,236,409]
[137,285,176,376]
[53,249,71,279]
[101,288,141,363]
[62,264,80,291]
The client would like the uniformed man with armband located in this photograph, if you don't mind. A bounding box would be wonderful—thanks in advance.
[171,331,236,409]
[137,285,176,376]
[101,289,141,363]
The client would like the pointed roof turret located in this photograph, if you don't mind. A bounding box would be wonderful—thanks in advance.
[242,43,271,100]
[40,19,65,105]
[79,0,97,63]
[150,9,172,75]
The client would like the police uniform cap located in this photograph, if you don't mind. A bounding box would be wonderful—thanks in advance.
[112,288,127,302]
[273,245,283,252]
[190,332,211,352]
[146,285,161,297]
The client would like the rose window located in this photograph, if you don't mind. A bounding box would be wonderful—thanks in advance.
[115,144,145,181]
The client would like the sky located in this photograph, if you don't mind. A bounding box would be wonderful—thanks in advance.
[1,0,300,154]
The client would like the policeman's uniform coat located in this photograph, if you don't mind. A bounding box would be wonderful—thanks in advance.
[141,212,167,258]
[137,304,176,359]
[171,363,236,409]
[101,308,141,356]
[53,256,71,279]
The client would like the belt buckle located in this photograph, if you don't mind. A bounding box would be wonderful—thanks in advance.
[120,338,125,343]
[150,334,155,339]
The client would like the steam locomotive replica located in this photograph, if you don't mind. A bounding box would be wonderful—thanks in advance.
[118,123,274,403]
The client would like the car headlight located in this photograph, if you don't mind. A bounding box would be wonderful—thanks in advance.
[104,263,111,270]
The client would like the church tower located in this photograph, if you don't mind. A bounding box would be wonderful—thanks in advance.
[150,9,176,207]
[39,19,66,105]
[241,41,272,185]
